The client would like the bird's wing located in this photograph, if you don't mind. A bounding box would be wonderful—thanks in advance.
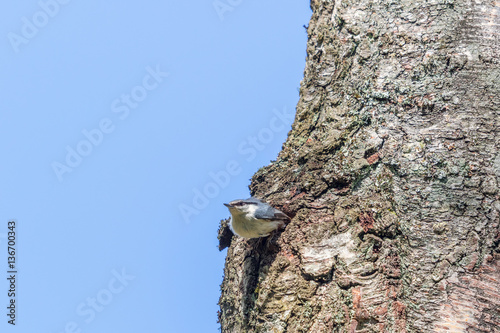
[255,206,290,221]
[273,210,290,220]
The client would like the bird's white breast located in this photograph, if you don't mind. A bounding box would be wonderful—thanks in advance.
[229,215,281,239]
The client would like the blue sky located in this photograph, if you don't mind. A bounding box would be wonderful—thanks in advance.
[1,1,311,332]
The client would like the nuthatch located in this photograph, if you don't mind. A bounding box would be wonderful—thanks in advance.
[223,197,290,239]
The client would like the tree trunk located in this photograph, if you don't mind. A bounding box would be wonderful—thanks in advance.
[218,0,500,332]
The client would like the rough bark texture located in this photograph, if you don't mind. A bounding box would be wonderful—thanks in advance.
[219,0,500,332]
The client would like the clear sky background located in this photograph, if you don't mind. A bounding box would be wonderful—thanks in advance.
[1,2,311,332]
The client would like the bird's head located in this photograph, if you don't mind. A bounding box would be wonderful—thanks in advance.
[223,198,259,217]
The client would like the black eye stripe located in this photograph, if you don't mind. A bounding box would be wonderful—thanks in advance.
[232,201,257,206]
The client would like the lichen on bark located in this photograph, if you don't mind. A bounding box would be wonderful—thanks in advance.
[219,0,500,332]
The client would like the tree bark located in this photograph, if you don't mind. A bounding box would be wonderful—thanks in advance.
[219,0,500,332]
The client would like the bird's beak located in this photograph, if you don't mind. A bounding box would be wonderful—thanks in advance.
[223,203,232,208]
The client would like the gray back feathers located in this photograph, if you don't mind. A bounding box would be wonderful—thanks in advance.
[245,198,289,221]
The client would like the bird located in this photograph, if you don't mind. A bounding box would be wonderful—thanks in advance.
[223,197,290,239]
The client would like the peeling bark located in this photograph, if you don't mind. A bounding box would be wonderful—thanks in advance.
[219,0,500,332]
